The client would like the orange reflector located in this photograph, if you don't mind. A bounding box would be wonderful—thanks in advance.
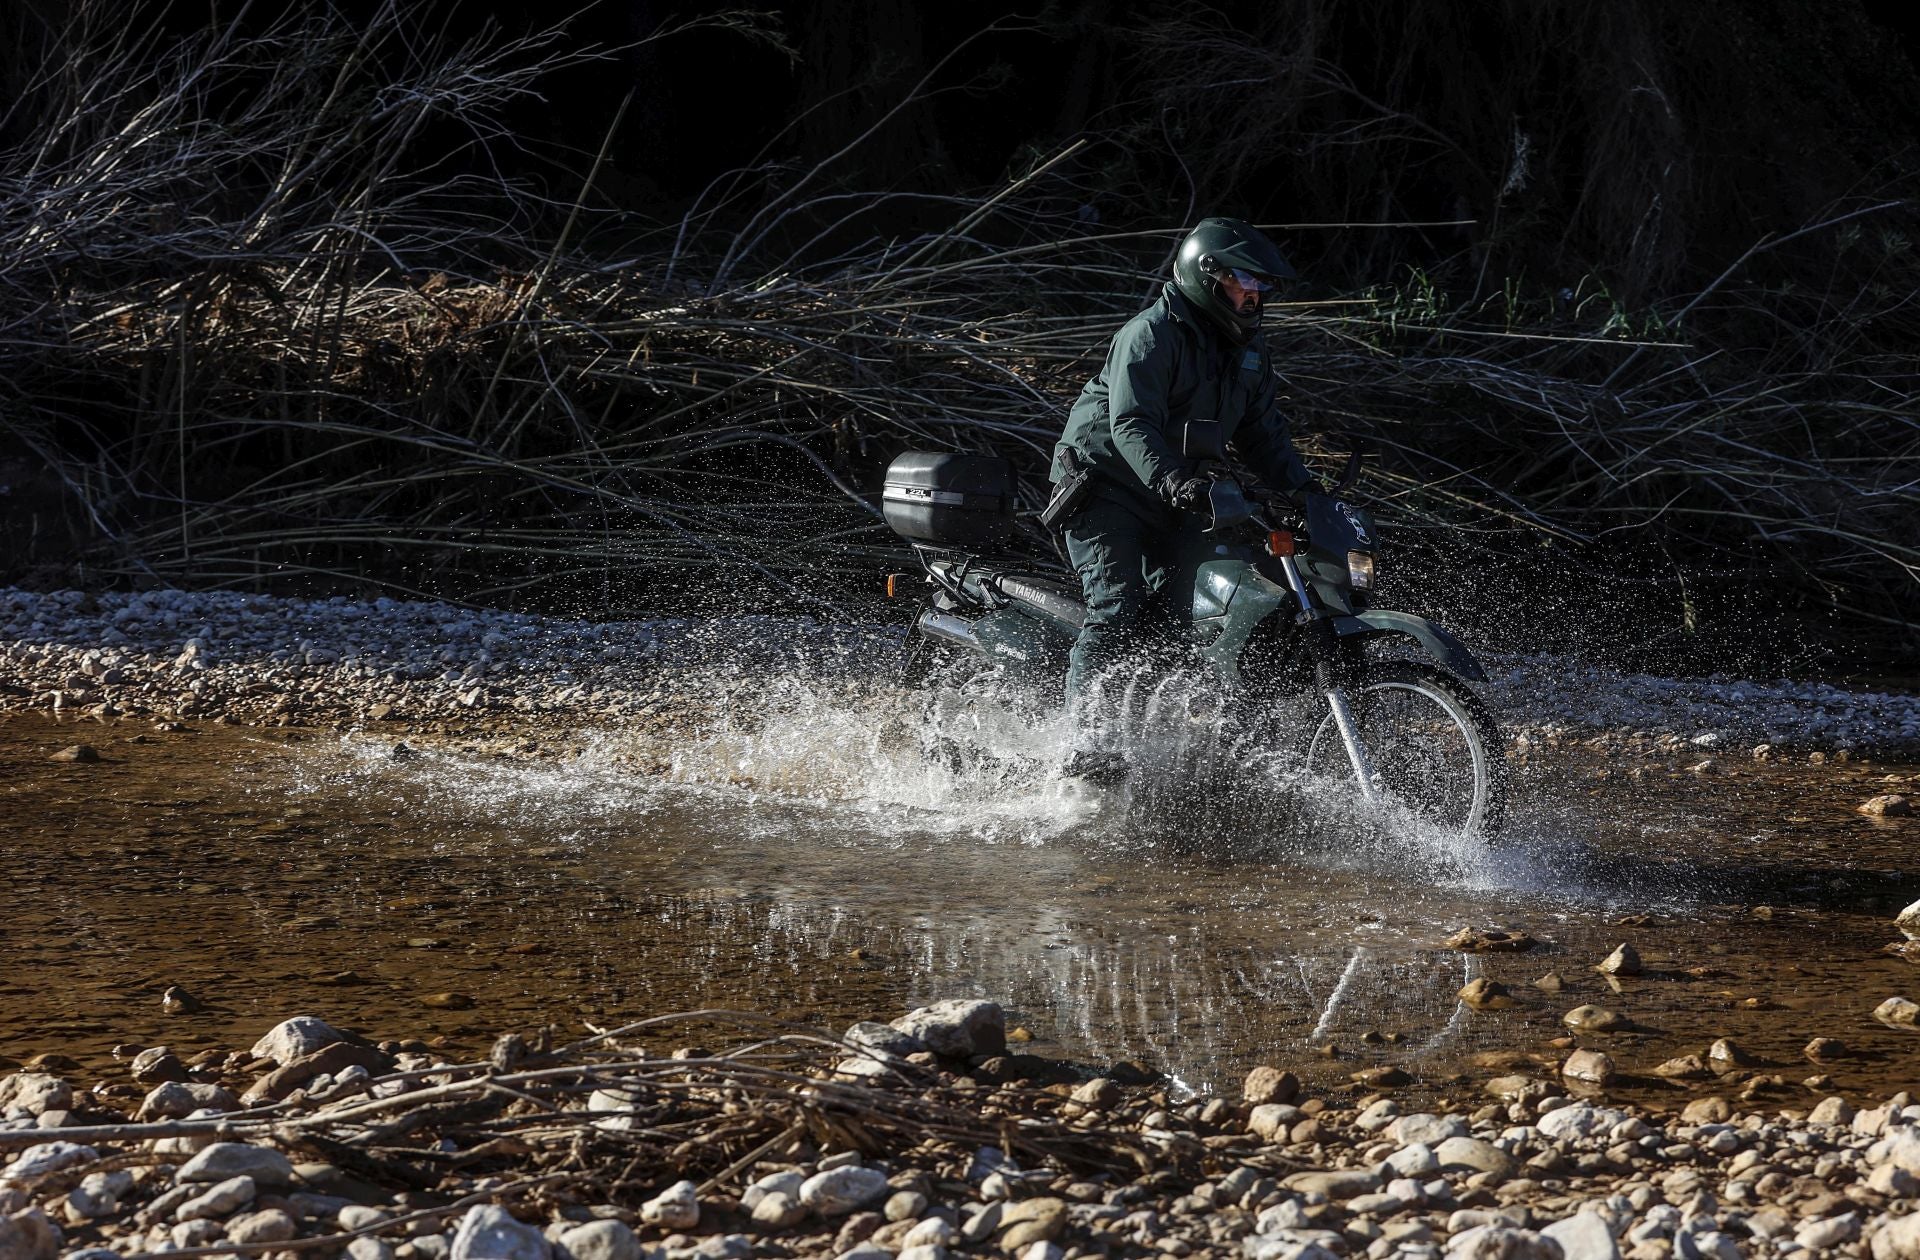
[886,573,904,598]
[1267,530,1296,557]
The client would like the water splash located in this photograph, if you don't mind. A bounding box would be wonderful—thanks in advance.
[254,652,1753,1093]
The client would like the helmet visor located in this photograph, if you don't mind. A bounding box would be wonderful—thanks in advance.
[1224,267,1283,293]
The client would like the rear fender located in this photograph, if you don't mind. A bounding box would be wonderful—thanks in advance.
[1331,610,1488,682]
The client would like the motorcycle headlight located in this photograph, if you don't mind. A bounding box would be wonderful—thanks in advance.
[1347,550,1375,590]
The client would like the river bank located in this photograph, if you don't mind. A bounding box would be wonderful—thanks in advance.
[2,586,1918,762]
[5,1001,1920,1260]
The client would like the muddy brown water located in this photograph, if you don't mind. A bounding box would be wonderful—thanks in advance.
[3,707,1918,1111]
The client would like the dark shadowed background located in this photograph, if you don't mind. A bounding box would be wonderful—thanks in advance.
[0,0,1915,671]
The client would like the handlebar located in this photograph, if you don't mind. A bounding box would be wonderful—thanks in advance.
[1194,436,1368,532]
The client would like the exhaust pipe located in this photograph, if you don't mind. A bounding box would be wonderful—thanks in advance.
[917,609,981,650]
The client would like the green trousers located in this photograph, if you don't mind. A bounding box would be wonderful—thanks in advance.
[1062,498,1205,710]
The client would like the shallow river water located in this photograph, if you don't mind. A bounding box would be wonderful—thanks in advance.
[3,693,1918,1109]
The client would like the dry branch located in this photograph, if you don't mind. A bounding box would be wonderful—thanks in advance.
[0,5,1913,645]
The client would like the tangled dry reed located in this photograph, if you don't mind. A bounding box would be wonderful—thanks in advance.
[0,7,1913,648]
[0,1011,1181,1202]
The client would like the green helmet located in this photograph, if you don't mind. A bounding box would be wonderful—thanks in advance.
[1172,217,1297,343]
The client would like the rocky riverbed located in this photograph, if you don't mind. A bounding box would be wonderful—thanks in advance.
[2,587,1918,762]
[6,1000,1920,1260]
[6,584,1920,1260]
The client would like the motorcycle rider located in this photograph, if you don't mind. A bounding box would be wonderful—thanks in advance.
[1049,217,1320,781]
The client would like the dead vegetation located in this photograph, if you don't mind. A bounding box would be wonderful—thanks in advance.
[0,5,1913,651]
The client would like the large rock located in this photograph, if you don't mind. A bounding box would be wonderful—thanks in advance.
[1561,1006,1629,1033]
[639,1181,699,1230]
[1595,944,1641,976]
[902,1217,956,1249]
[1281,1169,1382,1200]
[175,1175,256,1221]
[1876,997,1920,1027]
[749,1192,806,1229]
[1706,1038,1757,1070]
[1877,1214,1920,1260]
[1434,1137,1520,1181]
[228,1208,297,1245]
[1560,1050,1615,1086]
[1538,1105,1625,1142]
[1392,1114,1470,1146]
[0,1206,61,1260]
[1244,1065,1301,1105]
[842,1022,925,1059]
[1248,1103,1299,1141]
[1680,1096,1731,1124]
[250,1016,348,1066]
[129,1047,191,1085]
[1249,1242,1340,1260]
[0,1075,71,1118]
[1871,1129,1920,1174]
[556,1220,639,1260]
[1679,1232,1741,1260]
[137,1080,241,1120]
[243,1041,394,1105]
[1542,1213,1619,1260]
[1447,1224,1564,1259]
[1484,1073,1544,1100]
[1898,899,1920,941]
[1,1143,97,1184]
[890,1000,1006,1059]
[64,1171,133,1221]
[1445,927,1536,952]
[1874,1164,1920,1196]
[452,1205,551,1260]
[1459,978,1515,1010]
[996,1198,1067,1249]
[799,1167,889,1217]
[1385,1143,1439,1178]
[176,1143,295,1187]
[1256,1201,1309,1235]
[172,1220,222,1249]
[1808,1096,1854,1127]
[1857,1104,1899,1139]
[741,1170,805,1212]
[1796,1214,1860,1251]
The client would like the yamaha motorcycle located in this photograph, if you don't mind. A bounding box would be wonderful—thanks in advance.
[881,422,1507,837]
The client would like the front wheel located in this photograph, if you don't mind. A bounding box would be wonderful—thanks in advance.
[1304,660,1508,837]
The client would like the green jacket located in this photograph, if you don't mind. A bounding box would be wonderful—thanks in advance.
[1052,283,1313,522]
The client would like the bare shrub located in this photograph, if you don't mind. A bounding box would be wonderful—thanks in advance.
[0,5,1912,652]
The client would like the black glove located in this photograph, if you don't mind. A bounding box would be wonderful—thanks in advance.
[1158,474,1215,514]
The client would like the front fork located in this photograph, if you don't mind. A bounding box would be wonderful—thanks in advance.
[1274,555,1383,803]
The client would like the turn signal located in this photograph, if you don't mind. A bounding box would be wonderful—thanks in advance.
[1266,530,1296,557]
[885,573,906,598]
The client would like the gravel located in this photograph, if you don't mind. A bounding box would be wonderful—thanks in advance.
[2,586,1916,757]
[7,992,1911,1260]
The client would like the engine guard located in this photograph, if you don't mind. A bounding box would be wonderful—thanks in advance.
[1330,610,1488,682]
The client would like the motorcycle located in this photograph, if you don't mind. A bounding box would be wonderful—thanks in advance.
[880,422,1508,837]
